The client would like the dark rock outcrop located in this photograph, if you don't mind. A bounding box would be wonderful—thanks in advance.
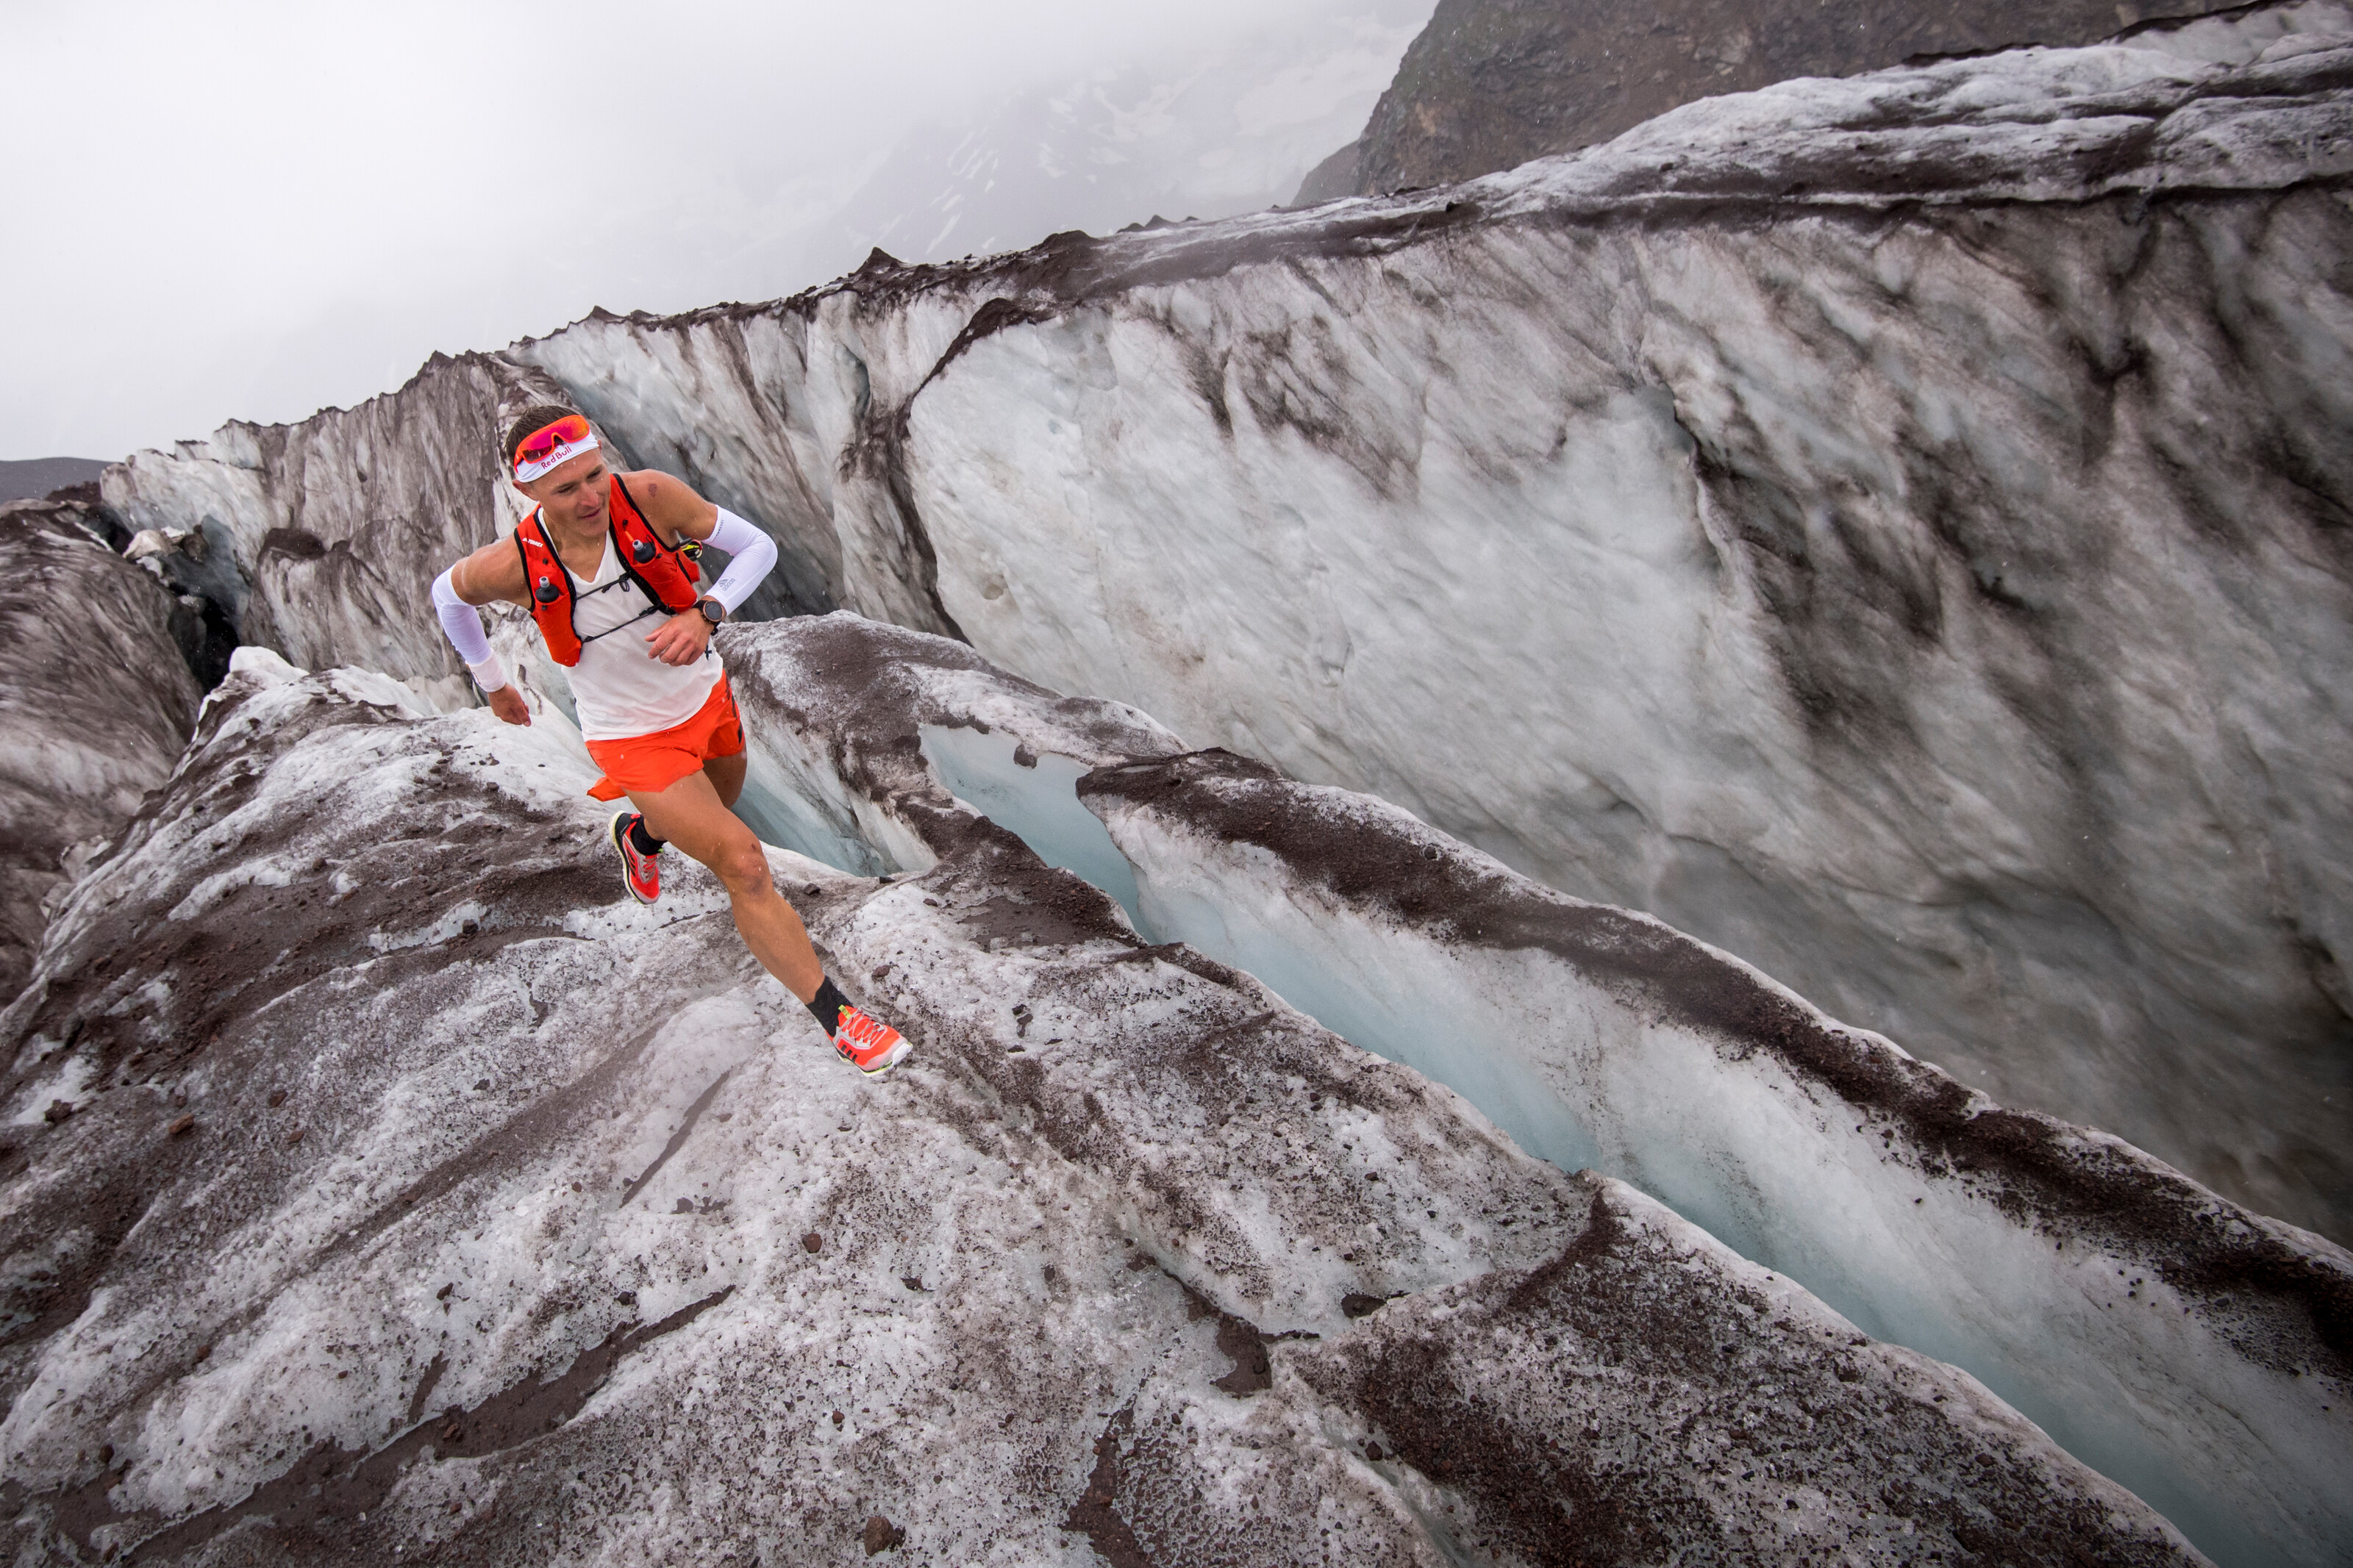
[1335,0,2258,198]
[1288,138,1361,205]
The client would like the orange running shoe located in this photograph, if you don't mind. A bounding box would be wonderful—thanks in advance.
[609,810,660,906]
[833,1004,911,1076]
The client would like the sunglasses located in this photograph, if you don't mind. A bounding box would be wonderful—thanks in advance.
[514,414,593,469]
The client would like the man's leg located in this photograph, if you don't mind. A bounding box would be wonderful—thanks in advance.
[615,753,741,864]
[702,751,746,810]
[628,769,821,1002]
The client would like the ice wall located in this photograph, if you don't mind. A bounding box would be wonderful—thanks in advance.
[96,350,837,692]
[0,498,202,999]
[1082,751,2352,1567]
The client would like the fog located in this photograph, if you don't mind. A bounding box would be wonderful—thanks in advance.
[1,0,1426,462]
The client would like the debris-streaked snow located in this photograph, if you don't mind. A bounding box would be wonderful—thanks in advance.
[0,640,2210,1564]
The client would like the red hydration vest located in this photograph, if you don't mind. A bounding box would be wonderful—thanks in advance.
[513,474,703,667]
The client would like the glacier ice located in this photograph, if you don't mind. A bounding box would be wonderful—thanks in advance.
[1084,751,2344,1565]
[101,15,2353,1239]
[0,636,2216,1564]
[922,719,1147,931]
[729,612,2348,1567]
[1337,0,2339,199]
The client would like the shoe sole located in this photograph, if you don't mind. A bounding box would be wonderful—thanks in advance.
[847,1037,913,1077]
[608,810,657,907]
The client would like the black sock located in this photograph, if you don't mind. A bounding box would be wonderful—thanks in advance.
[627,815,665,855]
[806,975,851,1036]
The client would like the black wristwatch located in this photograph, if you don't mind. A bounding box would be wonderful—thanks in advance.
[697,597,725,628]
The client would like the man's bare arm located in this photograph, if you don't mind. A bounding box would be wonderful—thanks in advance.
[449,537,529,606]
[625,470,721,544]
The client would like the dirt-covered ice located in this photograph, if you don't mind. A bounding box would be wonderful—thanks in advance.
[0,637,2218,1565]
[730,612,2353,1567]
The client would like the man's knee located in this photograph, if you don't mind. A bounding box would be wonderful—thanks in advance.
[710,831,772,893]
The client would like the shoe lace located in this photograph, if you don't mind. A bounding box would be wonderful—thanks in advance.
[838,1007,887,1050]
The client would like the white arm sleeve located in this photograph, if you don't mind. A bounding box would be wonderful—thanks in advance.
[432,567,507,692]
[701,509,778,616]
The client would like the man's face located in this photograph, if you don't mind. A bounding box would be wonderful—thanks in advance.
[518,451,610,528]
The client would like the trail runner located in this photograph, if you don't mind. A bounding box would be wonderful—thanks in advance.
[430,406,910,1075]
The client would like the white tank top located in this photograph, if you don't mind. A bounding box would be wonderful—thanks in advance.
[564,535,722,741]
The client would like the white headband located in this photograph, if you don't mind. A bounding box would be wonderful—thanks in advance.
[512,429,600,483]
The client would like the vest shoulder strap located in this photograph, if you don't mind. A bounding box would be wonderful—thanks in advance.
[514,509,587,666]
[605,473,702,613]
[610,471,647,528]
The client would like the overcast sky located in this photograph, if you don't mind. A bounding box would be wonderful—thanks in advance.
[1,0,1424,462]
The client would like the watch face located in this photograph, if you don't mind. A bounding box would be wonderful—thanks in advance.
[700,601,722,625]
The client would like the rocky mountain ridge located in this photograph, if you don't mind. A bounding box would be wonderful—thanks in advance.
[819,4,1422,271]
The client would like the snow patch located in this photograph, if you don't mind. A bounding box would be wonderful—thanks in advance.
[226,645,305,685]
[7,1051,97,1126]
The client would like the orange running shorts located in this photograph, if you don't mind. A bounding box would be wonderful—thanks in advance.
[583,674,746,801]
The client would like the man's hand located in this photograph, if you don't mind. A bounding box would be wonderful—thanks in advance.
[487,685,532,726]
[646,609,713,667]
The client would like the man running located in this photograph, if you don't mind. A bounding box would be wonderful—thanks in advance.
[430,405,910,1075]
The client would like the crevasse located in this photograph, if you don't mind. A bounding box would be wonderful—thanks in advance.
[883,709,2342,1568]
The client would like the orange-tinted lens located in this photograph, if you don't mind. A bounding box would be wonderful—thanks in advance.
[517,415,592,464]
